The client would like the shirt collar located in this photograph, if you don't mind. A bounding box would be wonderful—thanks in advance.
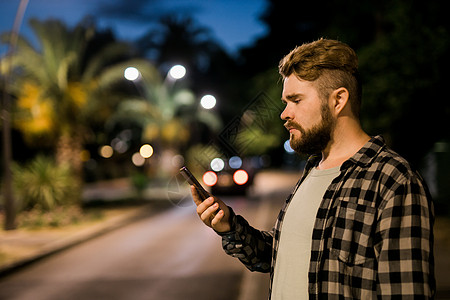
[344,135,386,168]
[304,135,386,172]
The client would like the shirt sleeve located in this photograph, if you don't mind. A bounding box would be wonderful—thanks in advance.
[217,207,273,273]
[375,171,435,298]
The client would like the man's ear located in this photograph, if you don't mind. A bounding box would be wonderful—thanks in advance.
[330,87,350,116]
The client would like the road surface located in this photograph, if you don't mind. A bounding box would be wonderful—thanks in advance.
[0,202,242,299]
[0,171,298,300]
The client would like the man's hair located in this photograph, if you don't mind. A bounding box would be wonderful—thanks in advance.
[279,38,362,117]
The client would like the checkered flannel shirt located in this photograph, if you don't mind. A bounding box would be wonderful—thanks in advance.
[219,135,435,299]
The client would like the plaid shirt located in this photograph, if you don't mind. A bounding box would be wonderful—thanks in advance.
[220,136,435,299]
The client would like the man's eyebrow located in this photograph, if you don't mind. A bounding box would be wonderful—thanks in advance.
[282,93,304,102]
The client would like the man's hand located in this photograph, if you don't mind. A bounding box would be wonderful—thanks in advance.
[191,186,232,233]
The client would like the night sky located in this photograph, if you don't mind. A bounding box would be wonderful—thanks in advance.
[0,0,268,56]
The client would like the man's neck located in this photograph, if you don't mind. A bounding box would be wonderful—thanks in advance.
[317,123,370,170]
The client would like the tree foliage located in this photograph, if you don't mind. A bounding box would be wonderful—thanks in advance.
[12,155,77,211]
[1,18,152,175]
[357,0,450,164]
[238,0,450,165]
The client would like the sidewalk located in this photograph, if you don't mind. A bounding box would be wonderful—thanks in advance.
[0,177,185,277]
[0,204,153,277]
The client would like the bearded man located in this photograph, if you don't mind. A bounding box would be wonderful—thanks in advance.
[191,38,435,299]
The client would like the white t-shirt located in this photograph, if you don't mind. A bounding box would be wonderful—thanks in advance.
[271,166,340,299]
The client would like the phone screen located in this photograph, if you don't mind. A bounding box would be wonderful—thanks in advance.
[179,166,210,201]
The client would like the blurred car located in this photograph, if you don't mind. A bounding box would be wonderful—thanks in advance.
[201,156,256,195]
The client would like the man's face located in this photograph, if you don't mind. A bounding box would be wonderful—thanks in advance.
[280,74,335,155]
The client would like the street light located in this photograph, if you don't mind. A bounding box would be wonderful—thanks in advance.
[200,94,216,109]
[165,65,187,88]
[168,65,186,80]
[124,66,140,81]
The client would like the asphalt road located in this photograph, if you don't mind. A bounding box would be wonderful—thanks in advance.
[0,200,254,300]
[0,169,299,300]
[0,170,298,300]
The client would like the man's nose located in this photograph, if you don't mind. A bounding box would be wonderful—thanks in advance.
[280,105,292,120]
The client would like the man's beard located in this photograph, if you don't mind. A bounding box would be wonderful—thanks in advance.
[286,104,335,155]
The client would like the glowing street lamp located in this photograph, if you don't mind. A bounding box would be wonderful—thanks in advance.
[200,94,216,109]
[168,64,186,80]
[124,66,141,81]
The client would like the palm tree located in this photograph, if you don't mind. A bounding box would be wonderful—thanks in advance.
[137,14,220,74]
[136,14,245,138]
[1,18,158,180]
[109,68,223,162]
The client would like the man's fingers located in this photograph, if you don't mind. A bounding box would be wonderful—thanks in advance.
[211,209,225,226]
[190,185,213,206]
[190,186,230,232]
[196,195,214,213]
[199,201,219,223]
[191,185,204,206]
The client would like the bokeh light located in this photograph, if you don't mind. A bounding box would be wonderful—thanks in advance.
[233,170,249,185]
[168,65,186,80]
[200,94,216,109]
[211,157,225,172]
[132,152,146,166]
[99,145,113,158]
[203,171,218,187]
[80,150,91,162]
[124,67,140,81]
[229,156,242,169]
[284,139,295,153]
[140,144,154,158]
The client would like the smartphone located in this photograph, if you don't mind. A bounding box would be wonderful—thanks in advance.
[179,166,210,201]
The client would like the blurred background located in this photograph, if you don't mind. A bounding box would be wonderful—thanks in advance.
[0,0,449,299]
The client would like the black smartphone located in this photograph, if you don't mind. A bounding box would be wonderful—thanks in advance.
[179,166,210,201]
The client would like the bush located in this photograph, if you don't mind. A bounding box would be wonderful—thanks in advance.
[17,206,85,228]
[131,172,148,192]
[13,155,78,211]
